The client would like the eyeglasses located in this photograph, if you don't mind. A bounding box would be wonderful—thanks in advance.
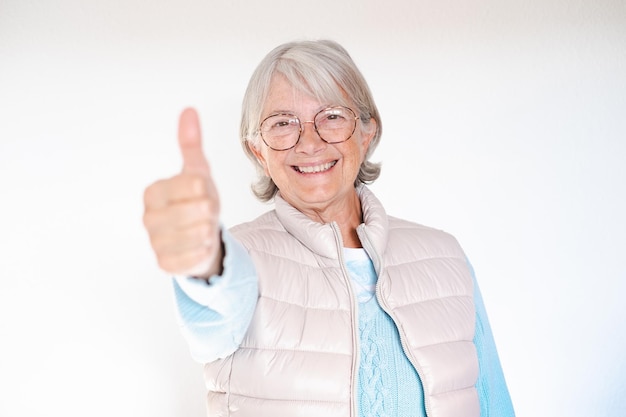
[259,106,359,151]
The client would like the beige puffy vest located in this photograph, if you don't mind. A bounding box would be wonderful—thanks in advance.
[204,186,479,417]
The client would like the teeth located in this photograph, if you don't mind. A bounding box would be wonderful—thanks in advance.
[296,161,337,173]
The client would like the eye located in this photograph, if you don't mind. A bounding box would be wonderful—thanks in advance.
[317,108,348,127]
[274,120,291,128]
[326,109,346,119]
[262,115,299,132]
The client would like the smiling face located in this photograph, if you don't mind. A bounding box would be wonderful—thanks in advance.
[249,74,376,220]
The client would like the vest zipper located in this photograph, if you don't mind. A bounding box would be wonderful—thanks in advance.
[358,226,434,417]
[374,284,433,417]
[330,221,360,417]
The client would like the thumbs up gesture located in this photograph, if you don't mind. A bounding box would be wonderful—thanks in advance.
[143,108,222,278]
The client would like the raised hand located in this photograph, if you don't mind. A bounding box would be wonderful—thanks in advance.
[143,108,222,278]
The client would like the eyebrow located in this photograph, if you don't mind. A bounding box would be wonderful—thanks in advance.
[264,104,334,118]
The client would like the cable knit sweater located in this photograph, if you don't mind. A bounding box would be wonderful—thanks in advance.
[345,247,425,416]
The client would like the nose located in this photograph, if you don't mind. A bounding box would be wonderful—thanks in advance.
[295,120,325,153]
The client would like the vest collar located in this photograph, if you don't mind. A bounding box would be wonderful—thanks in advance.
[273,185,389,260]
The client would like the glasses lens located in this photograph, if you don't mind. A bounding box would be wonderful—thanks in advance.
[315,107,357,144]
[260,114,300,150]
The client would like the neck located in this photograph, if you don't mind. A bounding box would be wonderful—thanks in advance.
[295,189,364,248]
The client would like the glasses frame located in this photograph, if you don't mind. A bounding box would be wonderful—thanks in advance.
[258,106,360,151]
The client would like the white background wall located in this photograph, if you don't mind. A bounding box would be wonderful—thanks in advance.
[1,0,625,416]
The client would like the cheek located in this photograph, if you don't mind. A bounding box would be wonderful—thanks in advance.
[354,139,369,164]
[263,153,287,178]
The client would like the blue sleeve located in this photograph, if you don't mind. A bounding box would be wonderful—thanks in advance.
[469,262,516,417]
[172,228,258,363]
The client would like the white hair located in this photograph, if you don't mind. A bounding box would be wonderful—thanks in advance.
[240,39,383,202]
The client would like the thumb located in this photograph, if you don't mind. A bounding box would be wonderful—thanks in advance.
[178,107,210,176]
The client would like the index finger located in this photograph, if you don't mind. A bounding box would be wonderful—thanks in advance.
[143,175,209,210]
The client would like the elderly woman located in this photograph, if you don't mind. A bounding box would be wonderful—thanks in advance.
[143,40,515,417]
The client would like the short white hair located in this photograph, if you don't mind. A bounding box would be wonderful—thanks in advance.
[240,39,382,202]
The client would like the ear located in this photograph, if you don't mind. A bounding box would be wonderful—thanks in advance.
[361,118,377,154]
[247,141,270,177]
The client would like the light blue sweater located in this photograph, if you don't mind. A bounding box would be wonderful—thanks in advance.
[173,230,515,416]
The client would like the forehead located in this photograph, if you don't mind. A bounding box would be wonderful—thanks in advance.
[265,75,317,108]
[263,74,349,115]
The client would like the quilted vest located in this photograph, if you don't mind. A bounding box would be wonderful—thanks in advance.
[203,186,479,417]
